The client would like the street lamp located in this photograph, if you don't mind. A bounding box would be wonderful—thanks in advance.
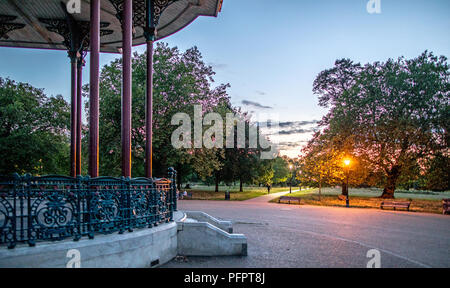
[289,164,293,193]
[298,170,302,191]
[343,159,351,208]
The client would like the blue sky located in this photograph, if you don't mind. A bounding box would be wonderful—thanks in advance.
[0,0,449,157]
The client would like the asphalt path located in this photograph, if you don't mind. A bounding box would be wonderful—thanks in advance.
[162,192,450,268]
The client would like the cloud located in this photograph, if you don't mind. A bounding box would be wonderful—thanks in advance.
[278,128,316,135]
[278,120,319,128]
[241,100,273,109]
[277,141,309,151]
[260,120,319,136]
[208,62,228,70]
[278,141,307,148]
[260,120,319,133]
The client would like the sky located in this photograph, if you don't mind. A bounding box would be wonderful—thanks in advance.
[0,0,449,158]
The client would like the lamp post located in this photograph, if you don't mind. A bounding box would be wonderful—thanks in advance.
[344,159,351,208]
[298,170,302,191]
[289,164,293,193]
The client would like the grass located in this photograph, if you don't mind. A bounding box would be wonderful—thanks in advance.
[180,185,292,201]
[270,187,449,214]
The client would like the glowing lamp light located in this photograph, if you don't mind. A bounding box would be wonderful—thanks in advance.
[344,159,351,166]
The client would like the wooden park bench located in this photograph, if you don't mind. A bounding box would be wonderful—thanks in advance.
[278,196,301,205]
[380,200,411,211]
[443,199,450,215]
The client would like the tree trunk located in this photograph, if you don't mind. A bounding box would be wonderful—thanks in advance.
[177,172,182,190]
[341,182,348,196]
[215,174,219,192]
[319,178,322,201]
[239,179,243,192]
[381,166,401,199]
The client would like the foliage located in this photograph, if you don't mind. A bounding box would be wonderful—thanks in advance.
[0,77,70,175]
[84,43,230,178]
[311,52,449,198]
[272,156,291,184]
[423,153,450,191]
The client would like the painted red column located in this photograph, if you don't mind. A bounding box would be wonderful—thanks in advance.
[76,59,83,176]
[89,0,100,178]
[122,0,133,178]
[145,40,153,178]
[70,56,78,177]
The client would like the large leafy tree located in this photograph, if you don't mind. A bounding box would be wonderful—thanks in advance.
[85,43,230,178]
[422,153,450,191]
[0,77,70,175]
[299,132,373,199]
[313,52,449,198]
[272,156,290,185]
[255,159,274,192]
[212,113,262,192]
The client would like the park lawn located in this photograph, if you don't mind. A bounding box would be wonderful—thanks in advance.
[181,186,291,201]
[270,187,448,214]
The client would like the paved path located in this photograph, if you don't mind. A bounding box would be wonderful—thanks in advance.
[163,194,450,268]
[243,190,298,204]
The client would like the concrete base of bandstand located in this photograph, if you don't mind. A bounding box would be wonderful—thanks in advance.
[0,210,247,268]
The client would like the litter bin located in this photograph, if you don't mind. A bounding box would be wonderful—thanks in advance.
[225,190,230,200]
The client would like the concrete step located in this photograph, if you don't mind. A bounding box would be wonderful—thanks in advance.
[176,211,247,256]
[184,211,233,233]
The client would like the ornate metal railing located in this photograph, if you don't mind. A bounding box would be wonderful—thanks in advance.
[0,168,177,249]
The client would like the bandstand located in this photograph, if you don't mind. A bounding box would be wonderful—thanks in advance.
[0,0,223,263]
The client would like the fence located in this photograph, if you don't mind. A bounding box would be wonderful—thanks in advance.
[0,168,177,249]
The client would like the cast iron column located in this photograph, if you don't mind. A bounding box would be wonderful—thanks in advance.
[69,54,78,177]
[143,0,158,178]
[145,40,153,178]
[89,0,100,178]
[122,0,133,178]
[76,56,84,176]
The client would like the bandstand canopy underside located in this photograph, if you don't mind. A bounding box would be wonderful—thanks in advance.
[0,0,223,53]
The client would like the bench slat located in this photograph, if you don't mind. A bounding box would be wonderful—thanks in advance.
[279,196,301,204]
[381,200,411,211]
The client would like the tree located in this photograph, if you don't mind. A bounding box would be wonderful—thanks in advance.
[272,156,290,185]
[299,132,372,200]
[255,159,274,193]
[313,52,449,198]
[211,112,274,192]
[0,77,70,175]
[423,153,450,191]
[84,43,230,178]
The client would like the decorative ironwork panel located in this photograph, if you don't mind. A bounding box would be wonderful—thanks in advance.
[109,0,177,31]
[26,175,80,246]
[0,15,25,40]
[0,175,16,248]
[39,19,113,52]
[129,178,155,228]
[155,178,171,223]
[0,168,176,249]
[87,177,126,235]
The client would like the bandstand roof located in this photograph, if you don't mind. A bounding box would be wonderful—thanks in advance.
[0,0,223,53]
